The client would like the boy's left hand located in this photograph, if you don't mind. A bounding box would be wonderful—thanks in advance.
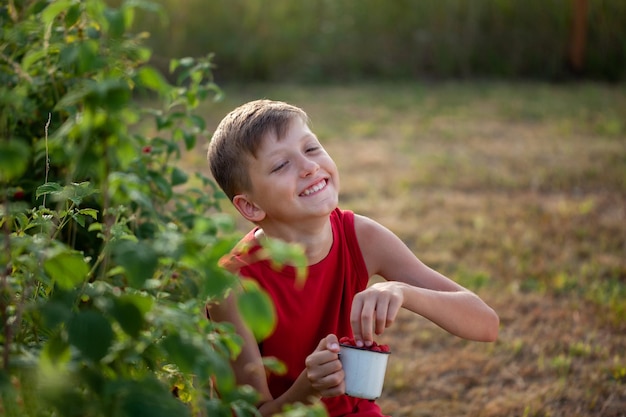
[350,282,404,347]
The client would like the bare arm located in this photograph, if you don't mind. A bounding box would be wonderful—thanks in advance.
[352,214,499,344]
[207,293,345,416]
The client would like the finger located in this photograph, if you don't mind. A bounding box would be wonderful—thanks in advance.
[320,369,345,396]
[315,334,339,353]
[374,298,389,335]
[315,372,345,398]
[385,295,402,329]
[306,352,341,374]
[306,355,345,396]
[305,349,338,371]
[325,333,340,352]
[350,296,364,345]
[358,297,376,346]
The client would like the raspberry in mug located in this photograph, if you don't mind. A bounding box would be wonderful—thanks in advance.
[338,336,391,399]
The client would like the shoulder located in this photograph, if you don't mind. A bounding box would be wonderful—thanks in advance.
[353,213,391,240]
[351,213,390,274]
[218,228,263,274]
[352,213,414,277]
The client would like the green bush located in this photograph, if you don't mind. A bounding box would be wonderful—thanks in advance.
[0,1,322,416]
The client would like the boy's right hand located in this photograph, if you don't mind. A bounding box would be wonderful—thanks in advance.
[304,334,345,398]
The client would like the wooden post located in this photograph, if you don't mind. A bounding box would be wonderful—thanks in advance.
[569,0,588,74]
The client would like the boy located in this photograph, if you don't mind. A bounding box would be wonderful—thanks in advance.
[206,99,499,417]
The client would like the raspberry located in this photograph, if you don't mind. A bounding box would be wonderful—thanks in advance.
[339,336,354,345]
[142,145,152,154]
[339,335,390,352]
[13,189,25,200]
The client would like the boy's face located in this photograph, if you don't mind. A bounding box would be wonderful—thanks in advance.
[235,117,340,225]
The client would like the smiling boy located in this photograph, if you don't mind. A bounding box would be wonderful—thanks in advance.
[207,99,499,417]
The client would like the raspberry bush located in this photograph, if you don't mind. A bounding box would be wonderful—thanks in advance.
[0,1,324,416]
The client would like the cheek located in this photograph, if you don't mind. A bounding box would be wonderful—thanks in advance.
[321,154,336,170]
[328,159,340,179]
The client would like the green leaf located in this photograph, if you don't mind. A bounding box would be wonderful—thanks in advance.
[0,370,22,417]
[104,8,125,38]
[41,0,74,25]
[227,386,260,412]
[121,4,135,29]
[82,39,102,72]
[182,131,196,150]
[262,356,287,375]
[149,171,173,199]
[118,378,190,417]
[0,141,30,183]
[64,3,81,27]
[112,240,158,288]
[91,79,130,111]
[43,251,89,290]
[78,208,99,220]
[260,238,309,288]
[111,297,144,338]
[203,348,236,391]
[197,259,237,301]
[36,182,62,199]
[161,333,200,374]
[58,182,98,205]
[170,167,188,186]
[169,58,180,74]
[71,212,86,227]
[67,310,114,362]
[15,213,30,231]
[21,49,48,72]
[54,82,92,110]
[39,300,72,331]
[237,280,276,342]
[41,332,71,365]
[120,293,154,315]
[136,66,171,94]
[204,400,232,417]
[189,114,206,130]
[156,115,172,130]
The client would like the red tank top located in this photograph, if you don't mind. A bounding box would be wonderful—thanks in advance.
[221,208,388,416]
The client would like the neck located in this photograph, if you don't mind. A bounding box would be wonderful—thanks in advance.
[255,216,333,265]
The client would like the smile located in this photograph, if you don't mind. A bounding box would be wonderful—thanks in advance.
[300,179,327,196]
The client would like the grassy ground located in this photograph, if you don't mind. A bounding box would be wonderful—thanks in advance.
[186,82,626,417]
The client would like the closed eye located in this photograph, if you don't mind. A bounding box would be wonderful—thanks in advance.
[271,161,288,173]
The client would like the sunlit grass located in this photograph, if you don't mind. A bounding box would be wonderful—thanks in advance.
[181,81,626,417]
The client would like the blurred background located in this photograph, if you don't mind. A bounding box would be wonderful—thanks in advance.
[131,0,626,84]
[128,1,626,415]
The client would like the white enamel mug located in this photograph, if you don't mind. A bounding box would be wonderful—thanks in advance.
[339,344,390,400]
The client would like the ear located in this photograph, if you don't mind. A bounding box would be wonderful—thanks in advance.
[232,194,266,223]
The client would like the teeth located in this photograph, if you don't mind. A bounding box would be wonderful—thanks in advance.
[302,180,326,196]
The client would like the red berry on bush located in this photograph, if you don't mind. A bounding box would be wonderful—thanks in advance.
[13,189,25,200]
[142,145,152,154]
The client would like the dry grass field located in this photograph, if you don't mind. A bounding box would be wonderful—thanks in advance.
[186,82,626,417]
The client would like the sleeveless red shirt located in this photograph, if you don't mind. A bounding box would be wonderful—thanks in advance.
[221,208,389,417]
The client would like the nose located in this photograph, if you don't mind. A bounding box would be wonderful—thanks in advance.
[299,155,320,177]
